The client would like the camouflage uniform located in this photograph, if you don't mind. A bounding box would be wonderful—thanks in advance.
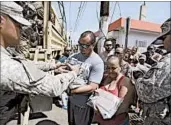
[1,46,77,96]
[0,46,78,124]
[135,53,171,125]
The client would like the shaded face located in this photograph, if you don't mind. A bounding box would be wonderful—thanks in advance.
[163,35,171,52]
[124,54,130,62]
[104,41,113,52]
[0,15,21,46]
[78,35,94,56]
[132,47,137,55]
[106,58,121,79]
[139,59,145,64]
[147,46,154,55]
[64,47,72,56]
[126,47,132,55]
[114,48,124,60]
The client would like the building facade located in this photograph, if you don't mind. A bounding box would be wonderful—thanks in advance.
[96,17,161,53]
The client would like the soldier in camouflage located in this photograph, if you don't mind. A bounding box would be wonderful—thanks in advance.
[135,18,171,125]
[0,2,80,124]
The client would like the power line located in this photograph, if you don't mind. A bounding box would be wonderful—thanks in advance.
[79,2,87,21]
[110,2,117,23]
[117,2,122,17]
[69,2,71,35]
[73,2,83,32]
[109,1,114,16]
[71,2,87,41]
[71,2,83,41]
[74,2,87,32]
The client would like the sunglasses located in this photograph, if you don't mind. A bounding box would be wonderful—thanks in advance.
[78,42,91,49]
[105,44,112,47]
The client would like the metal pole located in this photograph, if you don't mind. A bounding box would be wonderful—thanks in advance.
[125,17,130,49]
[97,1,109,54]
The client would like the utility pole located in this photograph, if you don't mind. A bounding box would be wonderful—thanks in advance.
[125,17,131,49]
[139,1,147,21]
[97,1,109,54]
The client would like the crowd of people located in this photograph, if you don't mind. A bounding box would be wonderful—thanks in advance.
[0,2,171,125]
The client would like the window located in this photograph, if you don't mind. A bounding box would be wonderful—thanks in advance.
[135,40,147,47]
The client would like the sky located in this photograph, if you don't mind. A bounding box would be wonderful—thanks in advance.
[63,1,170,44]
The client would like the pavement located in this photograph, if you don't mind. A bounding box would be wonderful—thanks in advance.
[7,104,98,125]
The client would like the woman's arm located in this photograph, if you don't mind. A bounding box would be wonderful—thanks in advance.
[119,86,128,98]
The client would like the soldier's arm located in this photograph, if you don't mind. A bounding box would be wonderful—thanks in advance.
[1,59,78,97]
[31,60,61,72]
[32,72,77,96]
[135,63,171,103]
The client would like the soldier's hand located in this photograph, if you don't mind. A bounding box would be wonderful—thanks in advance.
[55,62,65,69]
[55,65,70,74]
[66,63,80,75]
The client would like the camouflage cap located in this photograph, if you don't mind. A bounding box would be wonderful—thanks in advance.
[0,2,31,26]
[151,18,171,45]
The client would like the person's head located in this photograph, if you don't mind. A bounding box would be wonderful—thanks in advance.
[0,2,31,48]
[104,38,115,52]
[151,18,171,52]
[147,45,155,55]
[125,47,132,55]
[64,46,72,57]
[115,43,120,49]
[132,46,138,55]
[78,31,96,56]
[123,53,130,62]
[106,55,121,79]
[138,54,146,65]
[114,47,124,61]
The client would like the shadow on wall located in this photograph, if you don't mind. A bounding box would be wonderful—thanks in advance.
[36,120,60,125]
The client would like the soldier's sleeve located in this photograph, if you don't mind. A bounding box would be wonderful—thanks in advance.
[32,71,77,97]
[31,60,57,71]
[1,58,77,97]
[135,61,171,103]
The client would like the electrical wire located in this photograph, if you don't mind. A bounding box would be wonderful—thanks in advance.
[71,1,87,41]
[110,2,117,23]
[117,2,122,17]
[69,1,71,35]
[74,1,87,33]
[73,2,83,32]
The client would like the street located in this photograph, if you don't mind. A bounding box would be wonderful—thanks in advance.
[7,104,69,125]
[7,104,98,125]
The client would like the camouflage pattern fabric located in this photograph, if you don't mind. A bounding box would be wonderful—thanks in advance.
[0,46,77,97]
[135,53,171,125]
